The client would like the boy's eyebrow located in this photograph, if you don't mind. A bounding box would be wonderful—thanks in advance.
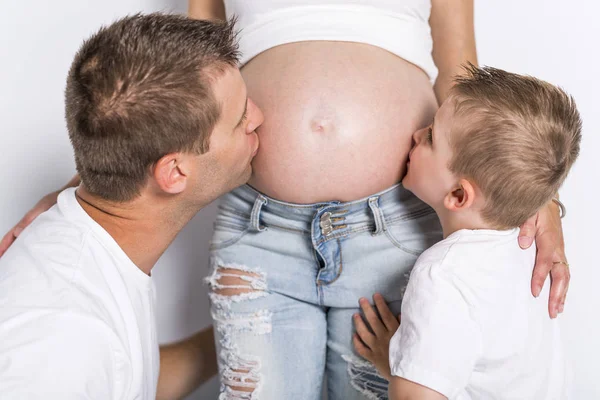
[431,117,436,144]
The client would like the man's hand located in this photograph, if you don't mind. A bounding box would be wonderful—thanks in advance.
[518,200,569,318]
[352,293,400,381]
[0,190,60,257]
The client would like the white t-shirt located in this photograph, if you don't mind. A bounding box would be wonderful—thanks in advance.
[389,229,567,399]
[0,188,159,399]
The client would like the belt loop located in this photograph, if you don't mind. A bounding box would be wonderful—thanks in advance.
[250,194,268,232]
[368,196,386,235]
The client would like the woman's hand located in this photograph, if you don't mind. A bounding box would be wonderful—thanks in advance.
[352,293,400,381]
[518,200,569,318]
[0,190,61,257]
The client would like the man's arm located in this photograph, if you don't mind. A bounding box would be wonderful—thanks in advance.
[156,325,218,400]
[389,376,447,400]
[430,0,478,103]
[188,0,226,20]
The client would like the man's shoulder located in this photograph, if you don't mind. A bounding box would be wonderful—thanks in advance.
[0,212,137,398]
[0,209,122,330]
[0,212,90,299]
[1,204,91,272]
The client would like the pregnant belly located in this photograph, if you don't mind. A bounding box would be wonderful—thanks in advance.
[243,41,438,203]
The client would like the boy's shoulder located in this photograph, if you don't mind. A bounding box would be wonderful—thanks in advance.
[413,228,523,278]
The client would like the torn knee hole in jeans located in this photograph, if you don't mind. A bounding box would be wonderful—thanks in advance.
[342,354,390,400]
[206,260,268,303]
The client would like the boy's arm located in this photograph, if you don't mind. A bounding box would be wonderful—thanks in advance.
[352,296,448,400]
[352,297,447,400]
[352,293,400,381]
[354,264,481,399]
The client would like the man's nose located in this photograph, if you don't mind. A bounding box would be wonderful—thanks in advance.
[245,98,264,134]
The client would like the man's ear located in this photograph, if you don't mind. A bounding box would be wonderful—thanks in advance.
[443,178,476,212]
[153,153,189,194]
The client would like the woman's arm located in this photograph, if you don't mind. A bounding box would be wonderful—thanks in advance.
[517,199,569,318]
[188,0,226,21]
[431,2,569,317]
[429,0,478,104]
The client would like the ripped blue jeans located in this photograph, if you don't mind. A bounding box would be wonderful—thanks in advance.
[205,183,441,400]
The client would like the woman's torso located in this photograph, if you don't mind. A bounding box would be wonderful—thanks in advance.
[227,1,439,203]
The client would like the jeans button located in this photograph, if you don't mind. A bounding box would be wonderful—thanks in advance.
[320,212,332,235]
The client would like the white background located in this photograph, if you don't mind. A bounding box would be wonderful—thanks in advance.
[0,1,598,398]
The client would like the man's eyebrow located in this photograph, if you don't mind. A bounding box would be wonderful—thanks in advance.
[236,96,248,128]
[431,117,436,144]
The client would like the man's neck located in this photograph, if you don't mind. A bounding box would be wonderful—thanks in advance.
[74,186,197,276]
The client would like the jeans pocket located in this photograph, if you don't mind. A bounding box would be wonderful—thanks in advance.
[210,207,250,251]
[384,207,442,256]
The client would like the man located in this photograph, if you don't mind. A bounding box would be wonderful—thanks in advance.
[0,13,263,399]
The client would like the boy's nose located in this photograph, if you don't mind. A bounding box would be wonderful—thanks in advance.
[245,98,264,134]
[413,127,424,144]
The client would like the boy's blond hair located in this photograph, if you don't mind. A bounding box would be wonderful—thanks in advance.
[448,65,581,229]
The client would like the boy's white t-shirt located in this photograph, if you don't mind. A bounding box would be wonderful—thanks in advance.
[0,188,159,399]
[389,229,567,400]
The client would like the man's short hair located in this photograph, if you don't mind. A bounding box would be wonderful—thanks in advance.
[65,13,239,201]
[448,65,582,229]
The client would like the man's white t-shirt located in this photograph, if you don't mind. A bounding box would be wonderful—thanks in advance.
[0,188,159,399]
[389,229,567,399]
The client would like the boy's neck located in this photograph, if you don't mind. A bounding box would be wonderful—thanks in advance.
[436,208,495,239]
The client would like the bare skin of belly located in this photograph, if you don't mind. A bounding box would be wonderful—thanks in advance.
[243,41,439,203]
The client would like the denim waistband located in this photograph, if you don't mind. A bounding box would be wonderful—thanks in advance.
[219,184,434,241]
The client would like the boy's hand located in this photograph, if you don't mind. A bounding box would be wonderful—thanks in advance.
[352,293,400,381]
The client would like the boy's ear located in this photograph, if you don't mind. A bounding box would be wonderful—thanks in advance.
[153,153,189,194]
[444,178,476,212]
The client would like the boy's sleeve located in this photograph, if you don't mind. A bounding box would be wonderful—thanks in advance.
[389,262,482,399]
[0,311,123,399]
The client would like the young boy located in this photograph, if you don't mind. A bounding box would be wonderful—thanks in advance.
[352,65,581,399]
